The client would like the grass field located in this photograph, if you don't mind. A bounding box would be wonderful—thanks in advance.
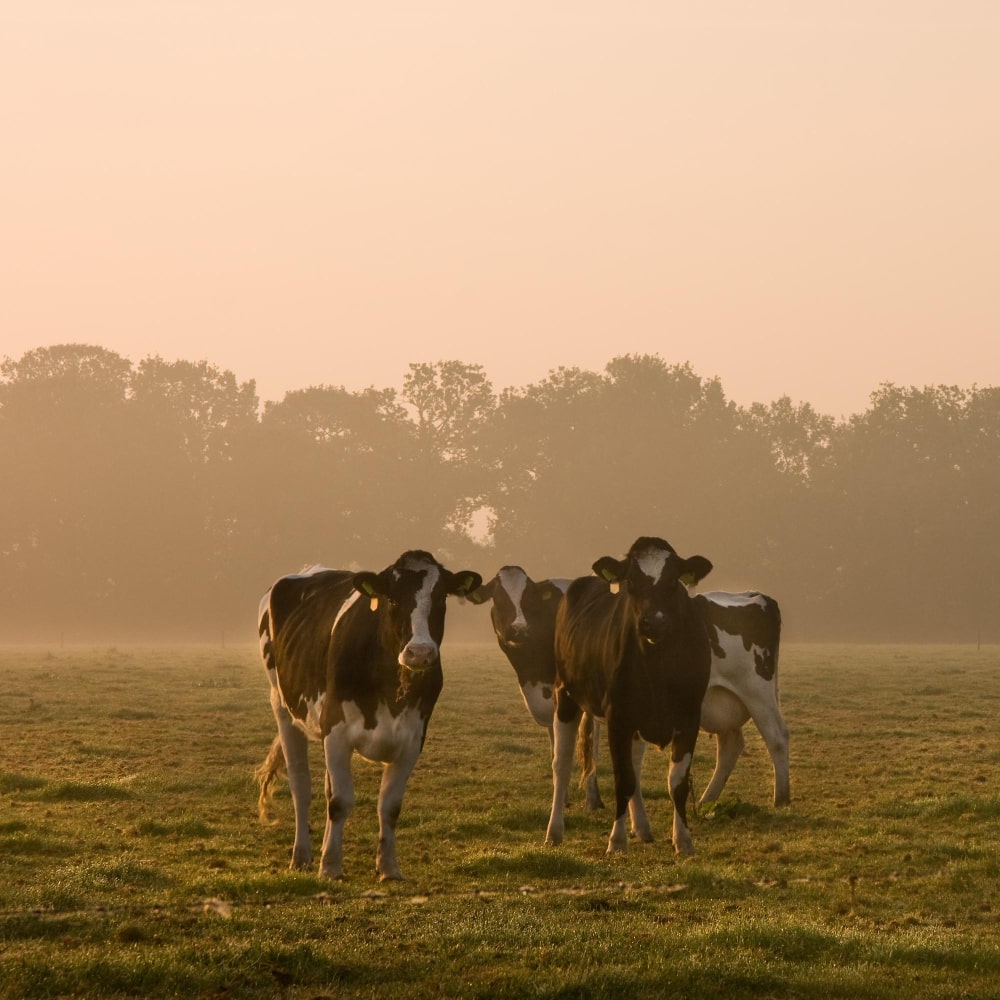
[1,641,998,999]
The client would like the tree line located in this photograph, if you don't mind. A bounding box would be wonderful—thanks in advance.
[1,344,997,643]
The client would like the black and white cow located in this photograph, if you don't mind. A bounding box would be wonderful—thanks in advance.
[473,566,790,815]
[468,567,604,810]
[545,537,713,854]
[697,591,789,807]
[256,553,481,881]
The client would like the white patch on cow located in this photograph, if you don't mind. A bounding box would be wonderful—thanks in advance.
[332,589,362,638]
[636,547,670,583]
[497,567,529,630]
[333,700,425,764]
[709,627,768,685]
[549,578,571,594]
[520,681,554,727]
[402,562,441,666]
[701,591,768,609]
[668,751,693,796]
[298,692,327,736]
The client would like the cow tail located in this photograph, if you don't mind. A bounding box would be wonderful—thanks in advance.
[576,712,596,788]
[254,735,286,824]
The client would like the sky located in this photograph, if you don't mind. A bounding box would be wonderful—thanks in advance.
[2,2,998,419]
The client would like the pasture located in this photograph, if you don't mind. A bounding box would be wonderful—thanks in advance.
[1,642,998,999]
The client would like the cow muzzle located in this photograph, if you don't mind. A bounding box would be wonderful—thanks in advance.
[638,613,668,646]
[399,641,439,671]
[501,623,529,647]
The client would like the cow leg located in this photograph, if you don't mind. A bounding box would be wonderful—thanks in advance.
[545,725,571,806]
[697,685,749,805]
[756,713,791,806]
[374,741,422,882]
[269,686,313,869]
[699,728,745,806]
[584,720,605,811]
[605,711,637,854]
[627,735,653,842]
[319,727,355,880]
[732,684,791,807]
[545,690,582,846]
[668,725,699,855]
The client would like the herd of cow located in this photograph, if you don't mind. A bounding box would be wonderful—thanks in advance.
[255,538,790,881]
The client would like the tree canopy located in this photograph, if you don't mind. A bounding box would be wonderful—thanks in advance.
[1,345,996,642]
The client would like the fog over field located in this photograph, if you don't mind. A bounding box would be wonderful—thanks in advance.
[1,346,996,644]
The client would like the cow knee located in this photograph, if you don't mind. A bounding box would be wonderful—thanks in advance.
[328,795,353,824]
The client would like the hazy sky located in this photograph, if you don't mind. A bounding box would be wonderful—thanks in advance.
[3,2,997,418]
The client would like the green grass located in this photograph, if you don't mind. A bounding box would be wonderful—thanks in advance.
[0,642,998,998]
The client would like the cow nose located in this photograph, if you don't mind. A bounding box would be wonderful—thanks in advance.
[504,622,529,644]
[400,641,438,669]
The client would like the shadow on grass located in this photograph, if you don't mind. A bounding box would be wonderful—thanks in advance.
[40,781,135,802]
[458,848,595,880]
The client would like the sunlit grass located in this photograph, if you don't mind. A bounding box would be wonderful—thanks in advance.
[0,643,998,997]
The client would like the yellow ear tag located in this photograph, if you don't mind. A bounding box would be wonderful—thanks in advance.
[370,597,380,612]
[609,581,620,595]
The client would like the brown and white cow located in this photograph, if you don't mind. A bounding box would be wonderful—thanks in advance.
[545,537,713,855]
[256,552,481,881]
[468,567,604,810]
[698,591,789,807]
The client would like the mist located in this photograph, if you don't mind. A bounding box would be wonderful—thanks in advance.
[1,345,996,645]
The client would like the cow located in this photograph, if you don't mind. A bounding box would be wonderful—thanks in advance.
[697,590,789,807]
[544,537,713,855]
[472,567,789,814]
[255,552,482,881]
[468,567,604,810]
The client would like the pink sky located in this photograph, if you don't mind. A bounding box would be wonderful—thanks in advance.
[2,2,997,418]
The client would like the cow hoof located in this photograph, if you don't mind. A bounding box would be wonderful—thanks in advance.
[289,856,313,871]
[632,830,655,844]
[319,866,346,880]
[605,841,627,855]
[544,834,563,847]
[674,843,695,856]
[378,871,405,882]
[585,797,605,812]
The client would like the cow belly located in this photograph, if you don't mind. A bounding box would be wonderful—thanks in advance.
[699,685,750,735]
[333,701,425,764]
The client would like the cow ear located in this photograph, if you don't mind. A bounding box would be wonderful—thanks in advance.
[353,571,383,598]
[592,556,624,585]
[537,581,562,602]
[679,556,713,587]
[448,570,483,597]
[466,578,496,606]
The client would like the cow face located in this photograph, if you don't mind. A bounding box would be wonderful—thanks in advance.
[469,566,562,647]
[354,552,481,670]
[593,537,712,646]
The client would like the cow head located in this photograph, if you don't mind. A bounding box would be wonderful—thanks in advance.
[593,537,712,646]
[354,551,481,670]
[468,566,564,648]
